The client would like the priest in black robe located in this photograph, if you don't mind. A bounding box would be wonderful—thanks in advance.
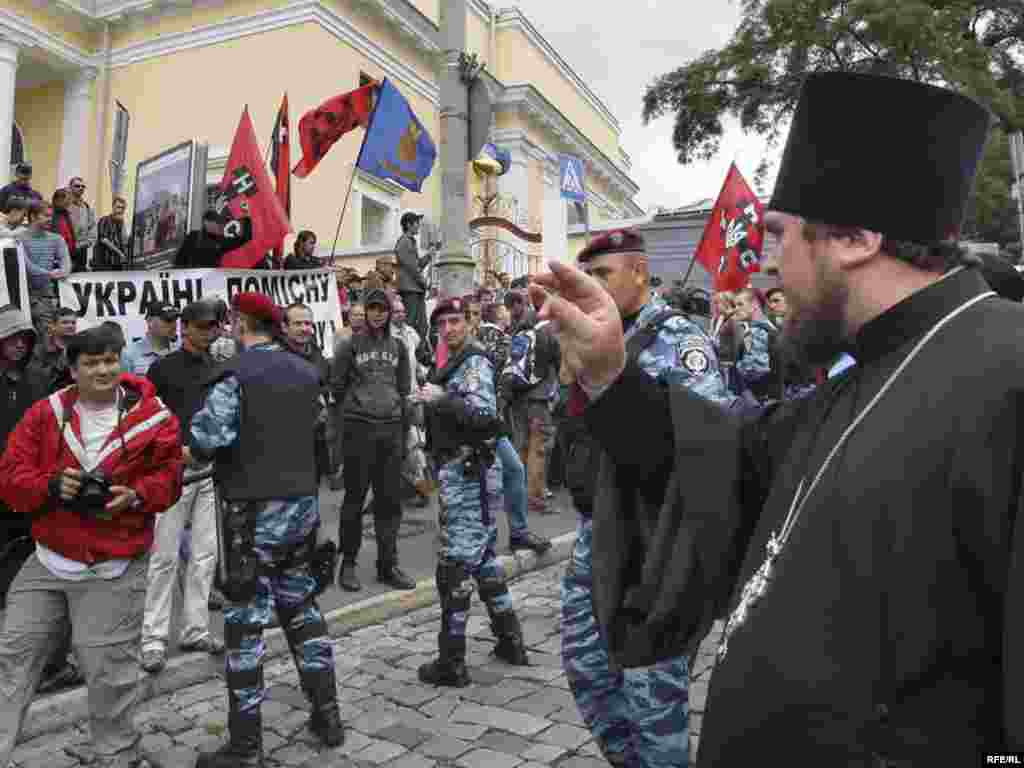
[530,72,1024,765]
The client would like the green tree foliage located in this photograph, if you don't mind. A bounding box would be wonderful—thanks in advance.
[644,0,1024,242]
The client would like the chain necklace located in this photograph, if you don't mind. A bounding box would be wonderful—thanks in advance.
[716,288,996,662]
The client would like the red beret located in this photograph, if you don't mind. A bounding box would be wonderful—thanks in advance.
[430,296,467,326]
[233,292,281,324]
[577,228,645,264]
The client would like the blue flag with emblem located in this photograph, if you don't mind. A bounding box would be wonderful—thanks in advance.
[356,79,437,192]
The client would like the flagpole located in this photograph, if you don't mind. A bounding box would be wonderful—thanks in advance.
[330,81,381,260]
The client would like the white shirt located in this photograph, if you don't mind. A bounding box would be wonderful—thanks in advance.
[36,398,132,581]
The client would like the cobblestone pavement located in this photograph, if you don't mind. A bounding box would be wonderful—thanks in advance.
[11,562,724,768]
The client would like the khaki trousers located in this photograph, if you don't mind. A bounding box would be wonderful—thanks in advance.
[509,399,554,511]
[0,554,148,767]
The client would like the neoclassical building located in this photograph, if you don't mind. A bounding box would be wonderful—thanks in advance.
[0,0,642,276]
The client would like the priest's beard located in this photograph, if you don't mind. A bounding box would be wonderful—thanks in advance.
[779,256,850,367]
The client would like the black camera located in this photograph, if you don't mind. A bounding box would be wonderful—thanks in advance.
[74,471,114,516]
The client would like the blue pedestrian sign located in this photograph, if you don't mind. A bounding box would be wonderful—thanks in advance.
[559,154,586,203]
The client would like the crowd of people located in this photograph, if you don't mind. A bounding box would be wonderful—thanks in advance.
[9,70,1024,768]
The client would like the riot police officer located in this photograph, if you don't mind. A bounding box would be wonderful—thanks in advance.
[412,296,529,687]
[189,292,343,767]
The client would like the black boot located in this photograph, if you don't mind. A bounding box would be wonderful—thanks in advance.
[196,707,263,768]
[301,668,345,748]
[338,560,361,592]
[418,633,470,687]
[491,611,529,666]
[377,562,416,590]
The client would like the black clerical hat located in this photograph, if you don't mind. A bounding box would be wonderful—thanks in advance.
[769,72,993,244]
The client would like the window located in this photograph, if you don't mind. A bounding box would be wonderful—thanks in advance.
[361,196,390,246]
[567,200,584,227]
[10,123,24,167]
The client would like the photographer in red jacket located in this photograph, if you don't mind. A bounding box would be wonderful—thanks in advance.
[0,324,183,768]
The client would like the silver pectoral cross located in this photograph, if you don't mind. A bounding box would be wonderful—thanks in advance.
[717,532,782,661]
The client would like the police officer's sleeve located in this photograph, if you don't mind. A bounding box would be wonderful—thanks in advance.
[648,317,739,410]
[736,324,772,384]
[433,354,501,439]
[188,375,242,460]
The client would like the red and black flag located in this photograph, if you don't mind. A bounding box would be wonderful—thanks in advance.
[269,93,291,266]
[693,163,765,293]
[292,84,376,179]
[217,107,292,269]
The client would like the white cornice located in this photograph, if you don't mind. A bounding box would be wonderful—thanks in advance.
[0,9,94,67]
[106,1,440,106]
[495,84,639,202]
[495,8,619,135]
[468,0,492,22]
[352,0,439,53]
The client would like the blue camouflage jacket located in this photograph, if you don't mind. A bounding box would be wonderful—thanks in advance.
[629,297,737,410]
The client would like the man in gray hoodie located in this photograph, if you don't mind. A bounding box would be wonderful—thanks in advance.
[331,289,415,592]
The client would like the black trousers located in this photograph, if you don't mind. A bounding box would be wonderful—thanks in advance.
[400,291,428,342]
[339,420,404,568]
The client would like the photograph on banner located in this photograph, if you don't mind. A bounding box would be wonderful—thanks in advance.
[132,141,194,270]
[59,268,342,357]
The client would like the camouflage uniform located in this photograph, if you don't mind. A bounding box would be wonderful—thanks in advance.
[735,320,774,396]
[190,344,339,765]
[419,348,529,686]
[562,297,734,768]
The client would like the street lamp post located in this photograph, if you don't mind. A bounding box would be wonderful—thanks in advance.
[434,0,480,300]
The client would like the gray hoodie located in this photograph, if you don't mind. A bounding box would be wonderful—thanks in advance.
[331,289,411,424]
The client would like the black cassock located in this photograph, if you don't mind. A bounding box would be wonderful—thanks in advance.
[586,266,1024,765]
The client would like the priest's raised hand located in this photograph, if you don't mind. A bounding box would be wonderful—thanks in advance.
[528,261,625,395]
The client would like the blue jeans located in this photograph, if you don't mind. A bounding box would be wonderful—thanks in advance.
[496,436,528,538]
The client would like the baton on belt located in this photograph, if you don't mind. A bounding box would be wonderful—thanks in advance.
[181,467,227,589]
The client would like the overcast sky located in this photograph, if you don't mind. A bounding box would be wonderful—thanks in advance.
[511,0,778,213]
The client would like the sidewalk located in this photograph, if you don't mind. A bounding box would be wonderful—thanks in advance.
[11,562,724,768]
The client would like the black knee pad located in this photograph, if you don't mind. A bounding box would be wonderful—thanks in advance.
[477,573,508,604]
[224,621,262,651]
[436,559,470,599]
[279,604,328,648]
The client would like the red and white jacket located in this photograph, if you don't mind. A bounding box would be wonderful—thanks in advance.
[0,373,183,564]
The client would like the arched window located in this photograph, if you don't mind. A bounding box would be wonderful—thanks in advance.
[10,123,25,167]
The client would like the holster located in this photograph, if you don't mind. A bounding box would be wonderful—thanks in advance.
[310,537,338,596]
[216,499,262,603]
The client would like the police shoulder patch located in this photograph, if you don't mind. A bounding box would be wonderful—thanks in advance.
[681,347,710,375]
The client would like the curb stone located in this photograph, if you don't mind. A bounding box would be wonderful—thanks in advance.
[17,531,577,744]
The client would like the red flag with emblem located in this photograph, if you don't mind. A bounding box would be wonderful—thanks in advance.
[269,93,291,266]
[693,163,764,292]
[217,107,292,269]
[292,85,376,179]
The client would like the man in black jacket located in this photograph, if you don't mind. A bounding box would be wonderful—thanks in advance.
[281,302,331,480]
[174,211,252,269]
[140,300,225,674]
[331,289,415,592]
[0,307,45,608]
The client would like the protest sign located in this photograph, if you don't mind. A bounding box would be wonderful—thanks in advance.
[58,268,342,357]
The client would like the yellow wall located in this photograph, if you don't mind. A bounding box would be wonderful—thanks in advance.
[110,0,436,85]
[3,0,97,53]
[103,22,441,253]
[495,27,618,161]
[466,8,491,65]
[13,81,65,197]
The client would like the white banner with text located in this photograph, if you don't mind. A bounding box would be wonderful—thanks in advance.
[58,268,341,357]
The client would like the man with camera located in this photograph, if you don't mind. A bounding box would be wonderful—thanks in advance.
[189,292,344,768]
[0,324,183,768]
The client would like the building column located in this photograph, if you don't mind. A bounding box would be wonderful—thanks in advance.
[0,38,19,186]
[57,68,96,187]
